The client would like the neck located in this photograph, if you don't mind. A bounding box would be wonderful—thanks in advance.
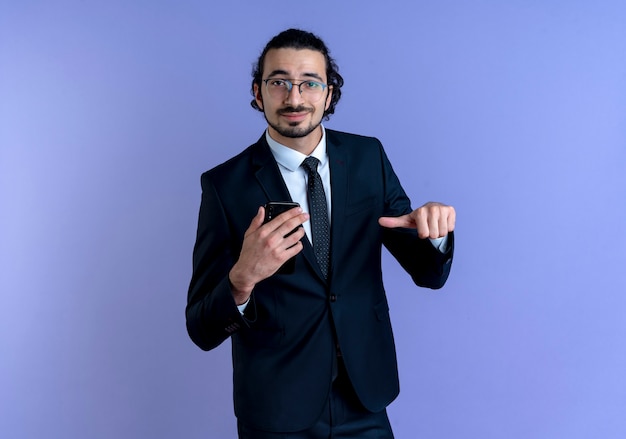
[267,125,323,156]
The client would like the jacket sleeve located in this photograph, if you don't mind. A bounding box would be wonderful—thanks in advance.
[185,173,254,351]
[377,142,454,289]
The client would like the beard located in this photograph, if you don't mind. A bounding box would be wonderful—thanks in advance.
[265,106,321,139]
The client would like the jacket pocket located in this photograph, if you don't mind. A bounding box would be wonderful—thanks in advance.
[235,326,284,348]
[345,196,376,218]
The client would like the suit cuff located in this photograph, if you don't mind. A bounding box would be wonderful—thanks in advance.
[237,297,250,315]
[429,235,449,253]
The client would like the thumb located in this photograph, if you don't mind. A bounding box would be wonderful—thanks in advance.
[253,206,266,226]
[378,214,415,229]
[245,206,266,235]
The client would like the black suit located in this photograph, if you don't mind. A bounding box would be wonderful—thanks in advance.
[186,129,454,433]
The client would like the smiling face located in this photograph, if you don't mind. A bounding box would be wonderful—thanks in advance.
[254,48,333,154]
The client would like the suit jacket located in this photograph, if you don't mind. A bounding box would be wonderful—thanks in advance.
[186,129,454,433]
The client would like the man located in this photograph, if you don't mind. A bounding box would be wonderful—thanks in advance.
[186,28,455,438]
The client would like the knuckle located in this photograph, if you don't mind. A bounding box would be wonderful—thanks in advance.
[264,233,279,248]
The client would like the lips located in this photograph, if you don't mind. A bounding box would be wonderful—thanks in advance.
[280,112,309,122]
[279,105,312,115]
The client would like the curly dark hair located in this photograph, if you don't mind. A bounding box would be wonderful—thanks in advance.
[250,29,344,121]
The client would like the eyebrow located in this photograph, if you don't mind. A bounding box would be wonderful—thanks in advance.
[265,69,324,81]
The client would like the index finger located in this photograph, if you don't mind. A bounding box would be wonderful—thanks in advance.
[378,215,413,229]
[264,206,308,237]
[266,205,304,226]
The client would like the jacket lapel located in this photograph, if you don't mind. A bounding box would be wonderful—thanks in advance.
[327,131,348,283]
[251,136,292,202]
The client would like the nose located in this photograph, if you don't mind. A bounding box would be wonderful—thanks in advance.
[283,83,303,106]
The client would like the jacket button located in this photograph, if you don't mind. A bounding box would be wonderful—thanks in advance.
[330,294,337,302]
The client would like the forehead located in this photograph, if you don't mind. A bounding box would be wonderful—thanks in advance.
[262,48,327,80]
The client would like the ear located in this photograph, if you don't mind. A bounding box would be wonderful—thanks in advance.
[253,83,264,110]
[324,86,333,112]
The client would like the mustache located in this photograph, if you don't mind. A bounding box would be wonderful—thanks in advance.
[278,106,313,114]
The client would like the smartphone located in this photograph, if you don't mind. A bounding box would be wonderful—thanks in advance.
[263,201,301,274]
[264,201,300,223]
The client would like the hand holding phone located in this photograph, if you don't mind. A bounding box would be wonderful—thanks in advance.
[263,201,301,274]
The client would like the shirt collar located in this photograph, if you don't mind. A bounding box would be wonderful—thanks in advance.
[266,125,327,172]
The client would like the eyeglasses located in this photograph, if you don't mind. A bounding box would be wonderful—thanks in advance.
[263,78,328,102]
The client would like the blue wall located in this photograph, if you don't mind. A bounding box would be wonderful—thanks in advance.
[1,1,625,437]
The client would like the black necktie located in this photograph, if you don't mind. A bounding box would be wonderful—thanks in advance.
[302,156,330,279]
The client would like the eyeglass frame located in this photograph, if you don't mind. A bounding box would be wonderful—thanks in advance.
[262,78,329,100]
